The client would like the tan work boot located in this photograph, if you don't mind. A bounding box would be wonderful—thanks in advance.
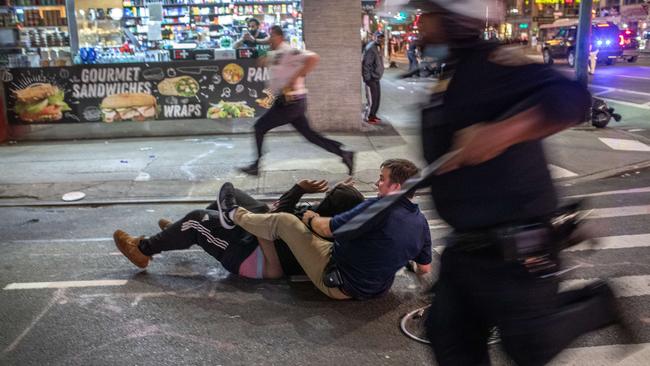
[113,230,150,269]
[158,218,172,230]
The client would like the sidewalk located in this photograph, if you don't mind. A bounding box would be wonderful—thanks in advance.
[1,115,649,207]
[1,65,650,206]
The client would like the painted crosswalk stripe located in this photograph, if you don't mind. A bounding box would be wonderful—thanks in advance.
[560,275,650,298]
[549,343,650,366]
[565,234,650,252]
[3,280,128,290]
[588,205,650,219]
[566,186,650,199]
[548,164,578,178]
[598,137,650,152]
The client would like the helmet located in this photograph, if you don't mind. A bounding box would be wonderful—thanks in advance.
[383,0,504,22]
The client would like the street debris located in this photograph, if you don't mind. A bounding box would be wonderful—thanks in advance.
[62,191,86,202]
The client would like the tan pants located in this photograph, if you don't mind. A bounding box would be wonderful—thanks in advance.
[234,208,351,300]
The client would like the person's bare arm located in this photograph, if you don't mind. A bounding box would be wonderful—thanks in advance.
[301,210,332,238]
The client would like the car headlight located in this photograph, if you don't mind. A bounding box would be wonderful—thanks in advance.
[596,40,603,46]
[605,39,611,45]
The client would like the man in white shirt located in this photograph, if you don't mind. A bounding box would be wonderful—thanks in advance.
[239,25,354,176]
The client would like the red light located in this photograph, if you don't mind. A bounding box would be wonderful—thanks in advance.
[625,30,632,35]
[619,35,625,46]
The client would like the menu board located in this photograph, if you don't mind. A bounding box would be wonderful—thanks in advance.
[1,59,275,125]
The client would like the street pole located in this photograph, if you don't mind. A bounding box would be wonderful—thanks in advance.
[575,0,593,87]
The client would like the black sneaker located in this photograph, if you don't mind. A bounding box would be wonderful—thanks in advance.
[238,163,259,176]
[342,150,354,175]
[217,182,238,229]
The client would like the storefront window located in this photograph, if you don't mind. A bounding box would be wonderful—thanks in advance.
[0,0,304,67]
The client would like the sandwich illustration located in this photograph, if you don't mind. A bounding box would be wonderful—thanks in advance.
[157,76,200,97]
[100,93,158,123]
[13,83,70,122]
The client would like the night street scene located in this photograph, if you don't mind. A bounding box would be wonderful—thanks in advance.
[1,0,650,365]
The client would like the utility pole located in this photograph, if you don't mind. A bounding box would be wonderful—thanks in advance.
[575,0,593,87]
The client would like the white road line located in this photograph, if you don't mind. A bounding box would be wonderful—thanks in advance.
[566,186,650,199]
[600,98,650,110]
[565,234,650,252]
[560,275,650,298]
[594,86,650,97]
[3,280,128,290]
[588,204,650,218]
[599,137,650,152]
[548,164,578,178]
[618,74,650,81]
[549,343,650,366]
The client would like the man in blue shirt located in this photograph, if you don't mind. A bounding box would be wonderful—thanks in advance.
[217,159,432,300]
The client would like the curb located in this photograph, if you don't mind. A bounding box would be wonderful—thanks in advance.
[2,158,649,208]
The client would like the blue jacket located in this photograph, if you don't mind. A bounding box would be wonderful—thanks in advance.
[329,197,432,299]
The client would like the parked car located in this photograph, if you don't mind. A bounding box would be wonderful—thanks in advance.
[619,28,639,63]
[542,22,623,67]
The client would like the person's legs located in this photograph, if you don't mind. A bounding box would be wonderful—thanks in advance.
[368,79,381,119]
[233,207,349,299]
[426,250,491,366]
[240,102,288,174]
[289,100,344,157]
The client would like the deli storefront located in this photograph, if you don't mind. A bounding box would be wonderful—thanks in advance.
[0,0,304,139]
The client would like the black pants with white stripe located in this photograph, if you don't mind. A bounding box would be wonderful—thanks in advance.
[138,209,257,273]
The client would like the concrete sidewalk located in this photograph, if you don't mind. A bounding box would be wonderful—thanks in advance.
[0,118,649,207]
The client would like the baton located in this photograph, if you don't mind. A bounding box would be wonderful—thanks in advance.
[332,150,460,241]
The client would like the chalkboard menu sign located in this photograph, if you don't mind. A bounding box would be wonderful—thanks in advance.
[1,59,275,125]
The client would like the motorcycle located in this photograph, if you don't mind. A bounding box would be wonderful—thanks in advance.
[591,97,622,128]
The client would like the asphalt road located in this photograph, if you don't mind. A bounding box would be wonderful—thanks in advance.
[1,167,649,365]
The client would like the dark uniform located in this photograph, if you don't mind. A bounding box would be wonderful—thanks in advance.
[423,43,619,366]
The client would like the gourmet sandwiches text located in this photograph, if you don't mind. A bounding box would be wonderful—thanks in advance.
[100,93,157,122]
[14,83,70,122]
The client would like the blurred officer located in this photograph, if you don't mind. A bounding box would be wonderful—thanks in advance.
[395,0,624,365]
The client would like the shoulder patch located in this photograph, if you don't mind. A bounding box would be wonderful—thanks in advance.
[488,46,535,66]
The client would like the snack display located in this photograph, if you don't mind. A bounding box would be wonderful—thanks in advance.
[157,76,200,97]
[207,100,255,119]
[100,93,158,122]
[14,83,70,123]
[222,63,244,85]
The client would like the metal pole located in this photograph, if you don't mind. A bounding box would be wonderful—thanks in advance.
[575,0,593,87]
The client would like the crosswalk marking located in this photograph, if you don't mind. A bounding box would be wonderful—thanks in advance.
[588,205,650,219]
[566,186,650,199]
[549,343,650,366]
[560,275,650,298]
[598,137,650,152]
[565,234,650,252]
[548,164,578,178]
[3,280,128,290]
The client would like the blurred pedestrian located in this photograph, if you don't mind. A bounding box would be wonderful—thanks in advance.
[400,0,625,365]
[238,25,354,176]
[407,38,421,77]
[362,31,385,124]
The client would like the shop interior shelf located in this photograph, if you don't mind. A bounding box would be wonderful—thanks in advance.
[1,4,65,8]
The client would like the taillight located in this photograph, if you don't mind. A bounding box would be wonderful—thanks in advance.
[619,35,625,46]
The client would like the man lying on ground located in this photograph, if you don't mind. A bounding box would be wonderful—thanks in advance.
[216,159,433,300]
[113,178,364,279]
